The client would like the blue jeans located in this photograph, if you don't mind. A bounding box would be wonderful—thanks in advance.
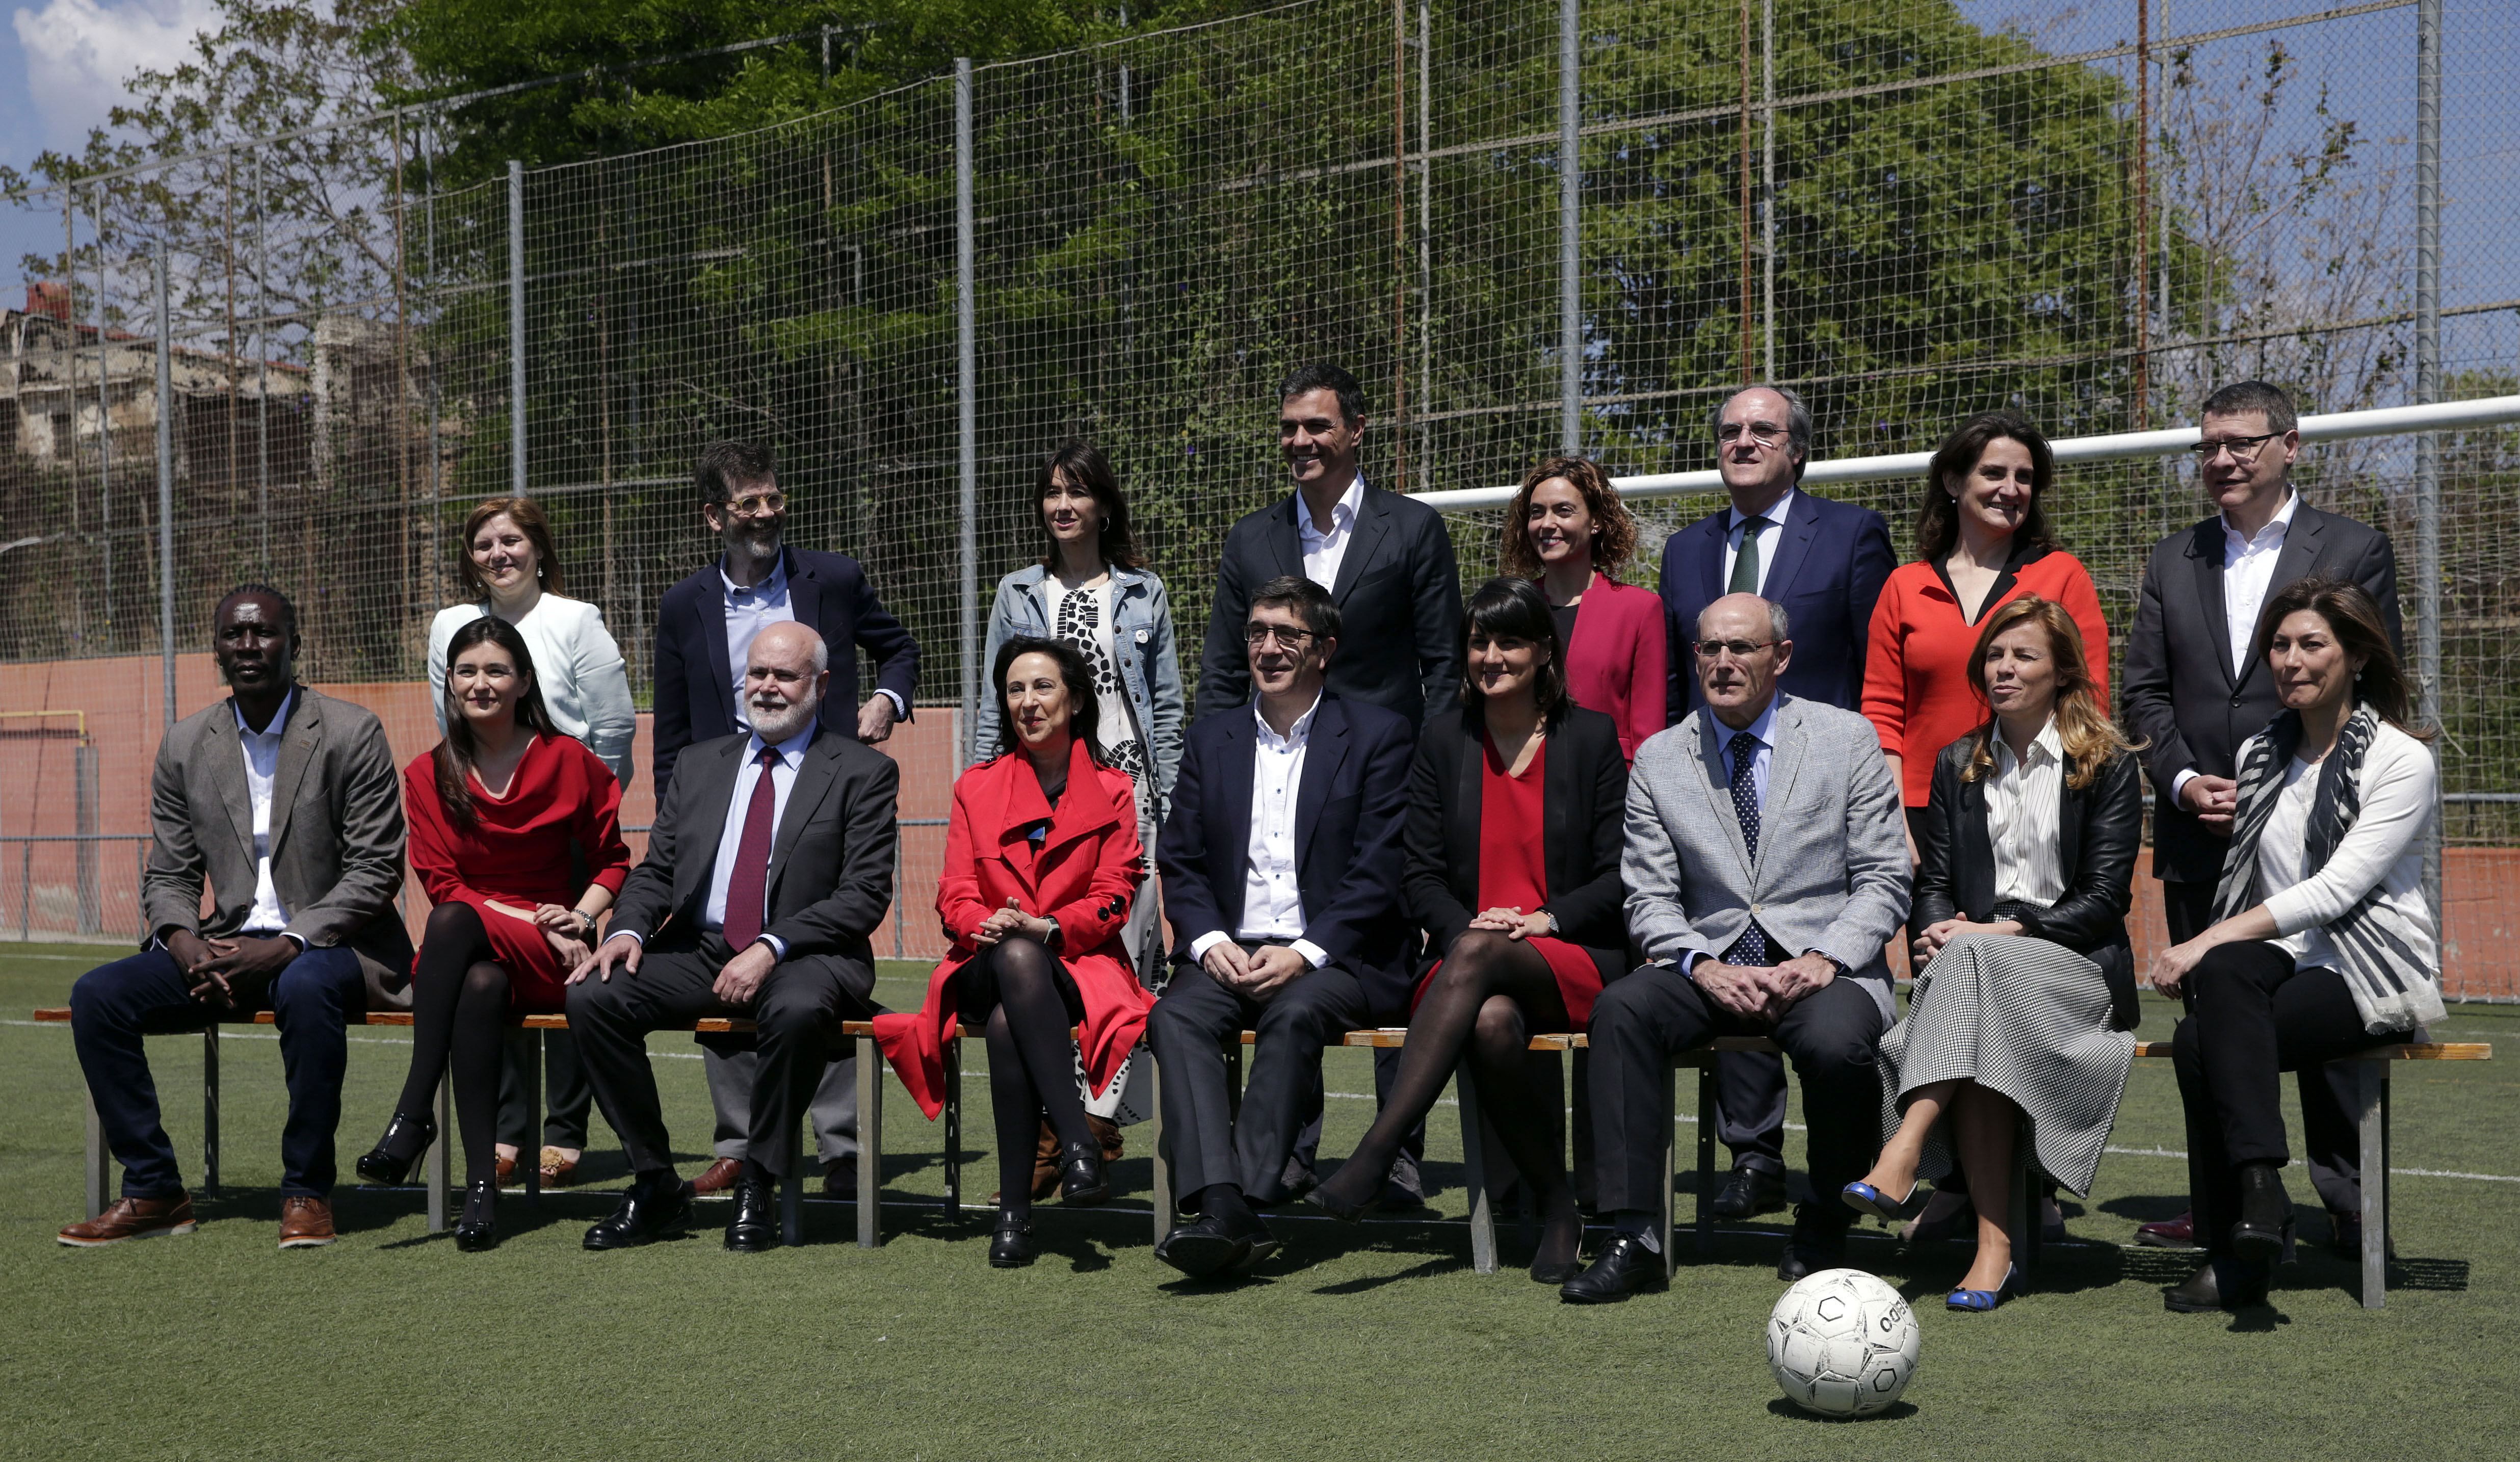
[69,945,368,1199]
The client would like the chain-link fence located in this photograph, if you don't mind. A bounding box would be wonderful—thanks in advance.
[3,0,2515,989]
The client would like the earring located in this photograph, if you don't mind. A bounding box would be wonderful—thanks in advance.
[1100,517,1110,531]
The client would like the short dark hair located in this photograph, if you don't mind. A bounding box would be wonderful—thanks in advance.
[696,440,776,504]
[1460,577,1573,729]
[1278,362,1367,426]
[1248,573,1340,642]
[989,635,1107,763]
[1709,384,1814,481]
[1035,440,1145,570]
[216,583,298,634]
[2201,380,2298,434]
[1918,410,2059,561]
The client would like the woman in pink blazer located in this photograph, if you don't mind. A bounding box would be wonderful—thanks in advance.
[1503,456,1667,760]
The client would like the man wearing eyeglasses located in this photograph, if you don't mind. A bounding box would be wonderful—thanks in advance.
[1655,385,1896,1224]
[652,438,923,1199]
[2121,378,2403,1255]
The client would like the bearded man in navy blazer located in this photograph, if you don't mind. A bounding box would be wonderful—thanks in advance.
[1148,576,1415,1278]
[1656,385,1895,1225]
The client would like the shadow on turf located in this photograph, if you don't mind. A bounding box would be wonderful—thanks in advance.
[1764,1398,1919,1423]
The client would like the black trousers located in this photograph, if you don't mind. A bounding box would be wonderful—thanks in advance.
[1587,963,1885,1222]
[2164,879,2366,1214]
[1146,952,1374,1205]
[2170,941,2396,1256]
[565,934,871,1180]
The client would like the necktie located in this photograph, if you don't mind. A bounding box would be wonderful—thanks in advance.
[722,747,780,952]
[1724,730,1771,966]
[1728,515,1770,595]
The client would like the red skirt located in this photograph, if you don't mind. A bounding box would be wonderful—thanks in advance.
[417,896,572,1012]
[1412,936,1606,1029]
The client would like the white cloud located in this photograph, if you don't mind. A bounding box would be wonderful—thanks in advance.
[13,0,221,148]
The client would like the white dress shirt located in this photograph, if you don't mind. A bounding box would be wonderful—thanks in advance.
[1720,487,1798,598]
[1984,719,2068,906]
[234,689,298,938]
[1297,476,1368,591]
[722,556,798,732]
[1189,693,1330,970]
[2172,490,2301,805]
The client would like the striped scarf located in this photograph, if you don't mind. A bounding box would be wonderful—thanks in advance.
[2213,703,2437,1033]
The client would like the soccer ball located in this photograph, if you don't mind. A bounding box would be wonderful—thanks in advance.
[1766,1268,1920,1417]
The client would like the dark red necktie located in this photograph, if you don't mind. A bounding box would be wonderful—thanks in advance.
[721,747,780,951]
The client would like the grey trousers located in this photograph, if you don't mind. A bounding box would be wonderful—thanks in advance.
[703,1044,859,1163]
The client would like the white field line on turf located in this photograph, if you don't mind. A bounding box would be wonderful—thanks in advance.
[0,1020,704,1058]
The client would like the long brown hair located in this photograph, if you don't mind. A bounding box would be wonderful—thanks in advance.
[1961,596,2139,789]
[435,617,560,827]
[2249,576,2433,739]
[457,497,566,598]
[1917,411,2060,563]
[1499,456,1640,580]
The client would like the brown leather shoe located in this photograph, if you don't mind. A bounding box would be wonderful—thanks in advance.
[1029,1120,1062,1200]
[692,1157,744,1196]
[2136,1210,2199,1248]
[1088,1112,1124,1165]
[494,1153,520,1190]
[538,1146,580,1188]
[58,1193,197,1247]
[278,1195,337,1248]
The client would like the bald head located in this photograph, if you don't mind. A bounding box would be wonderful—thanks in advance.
[744,622,830,742]
[1692,594,1793,730]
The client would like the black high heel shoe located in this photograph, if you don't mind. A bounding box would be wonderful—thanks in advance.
[2230,1162,2297,1265]
[989,1213,1035,1267]
[1057,1142,1108,1206]
[355,1111,437,1187]
[454,1176,498,1252]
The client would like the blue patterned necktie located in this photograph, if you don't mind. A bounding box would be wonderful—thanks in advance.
[1724,729,1772,965]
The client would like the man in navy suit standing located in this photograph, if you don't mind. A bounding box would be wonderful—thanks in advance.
[1656,385,1895,1222]
[652,439,922,1198]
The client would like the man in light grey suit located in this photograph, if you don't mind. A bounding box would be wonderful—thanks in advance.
[61,586,412,1250]
[1561,592,1909,1302]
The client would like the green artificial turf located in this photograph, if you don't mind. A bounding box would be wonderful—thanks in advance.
[2,942,2514,1460]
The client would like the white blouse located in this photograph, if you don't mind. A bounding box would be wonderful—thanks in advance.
[428,595,638,789]
[1983,719,2067,906]
[2255,720,2436,978]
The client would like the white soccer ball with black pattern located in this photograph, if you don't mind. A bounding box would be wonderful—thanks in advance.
[1766,1267,1920,1416]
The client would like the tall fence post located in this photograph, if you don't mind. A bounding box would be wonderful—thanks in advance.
[95,184,112,624]
[956,59,979,768]
[2413,0,2443,929]
[1558,0,1581,454]
[74,743,99,935]
[509,160,528,496]
[1760,0,1776,381]
[155,242,175,729]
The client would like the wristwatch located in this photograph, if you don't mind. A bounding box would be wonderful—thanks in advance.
[1542,910,1561,936]
[573,910,597,937]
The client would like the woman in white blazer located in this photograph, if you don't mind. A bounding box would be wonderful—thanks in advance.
[426,495,638,1188]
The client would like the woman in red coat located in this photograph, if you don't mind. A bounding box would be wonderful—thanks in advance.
[356,616,631,1249]
[875,636,1148,1268]
[1503,455,1667,760]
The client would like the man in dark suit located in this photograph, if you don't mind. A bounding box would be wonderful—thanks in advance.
[1148,576,1416,1277]
[2121,378,2403,1253]
[567,622,900,1252]
[60,586,411,1250]
[652,440,918,1195]
[1656,384,1896,1221]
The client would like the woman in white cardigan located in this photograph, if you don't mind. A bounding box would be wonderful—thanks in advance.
[2150,577,2443,1313]
[427,495,638,1186]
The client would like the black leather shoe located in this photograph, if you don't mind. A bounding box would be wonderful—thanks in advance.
[583,1173,695,1250]
[355,1111,437,1187]
[2230,1162,2295,1265]
[1379,1153,1428,1211]
[1558,1233,1667,1304]
[1777,1205,1849,1282]
[1058,1142,1109,1207]
[2164,1256,2271,1312]
[724,1178,779,1252]
[1711,1165,1788,1220]
[989,1214,1035,1268]
[1154,1209,1276,1278]
[453,1176,498,1252]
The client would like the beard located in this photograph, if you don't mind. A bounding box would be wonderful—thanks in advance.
[725,518,784,561]
[748,691,821,744]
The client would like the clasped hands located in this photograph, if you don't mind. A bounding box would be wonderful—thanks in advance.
[1200,940,1310,1003]
[1909,916,2025,969]
[1466,905,1552,941]
[1692,950,1838,1024]
[166,928,297,1005]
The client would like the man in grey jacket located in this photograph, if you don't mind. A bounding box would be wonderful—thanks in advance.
[60,586,412,1251]
[1561,592,1909,1302]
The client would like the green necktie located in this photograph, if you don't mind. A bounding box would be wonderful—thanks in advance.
[1728,515,1771,595]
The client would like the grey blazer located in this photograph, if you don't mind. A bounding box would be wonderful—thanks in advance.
[142,686,414,1003]
[1622,694,1911,1017]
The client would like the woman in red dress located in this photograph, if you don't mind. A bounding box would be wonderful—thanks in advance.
[356,617,630,1249]
[1307,578,1632,1282]
[874,637,1148,1268]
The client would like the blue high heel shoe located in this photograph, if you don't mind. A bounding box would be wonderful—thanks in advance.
[1841,1179,1927,1224]
[1948,1265,2025,1312]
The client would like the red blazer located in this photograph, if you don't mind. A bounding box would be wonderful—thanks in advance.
[1862,546,2111,807]
[1559,577,1667,761]
[873,737,1148,1118]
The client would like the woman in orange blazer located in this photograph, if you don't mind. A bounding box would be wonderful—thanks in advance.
[874,636,1148,1268]
[1503,455,1667,760]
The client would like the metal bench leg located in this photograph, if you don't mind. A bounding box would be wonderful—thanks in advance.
[856,1033,883,1248]
[202,1026,221,1197]
[2007,1144,2036,1280]
[84,1082,107,1220]
[1693,1061,1713,1264]
[1661,1062,1682,1279]
[1150,1058,1173,1244]
[523,1031,542,1210]
[942,1035,961,1212]
[426,1062,451,1233]
[781,1108,806,1247]
[1460,1059,1495,1275]
[2355,1058,2386,1310]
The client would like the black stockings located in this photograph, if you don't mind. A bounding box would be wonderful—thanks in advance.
[1317,932,1581,1270]
[964,936,1093,1218]
[387,902,514,1187]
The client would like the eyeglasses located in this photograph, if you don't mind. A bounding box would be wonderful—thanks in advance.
[1715,422,1788,447]
[2187,432,2280,463]
[720,489,788,517]
[1244,624,1318,648]
[1693,638,1777,661]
